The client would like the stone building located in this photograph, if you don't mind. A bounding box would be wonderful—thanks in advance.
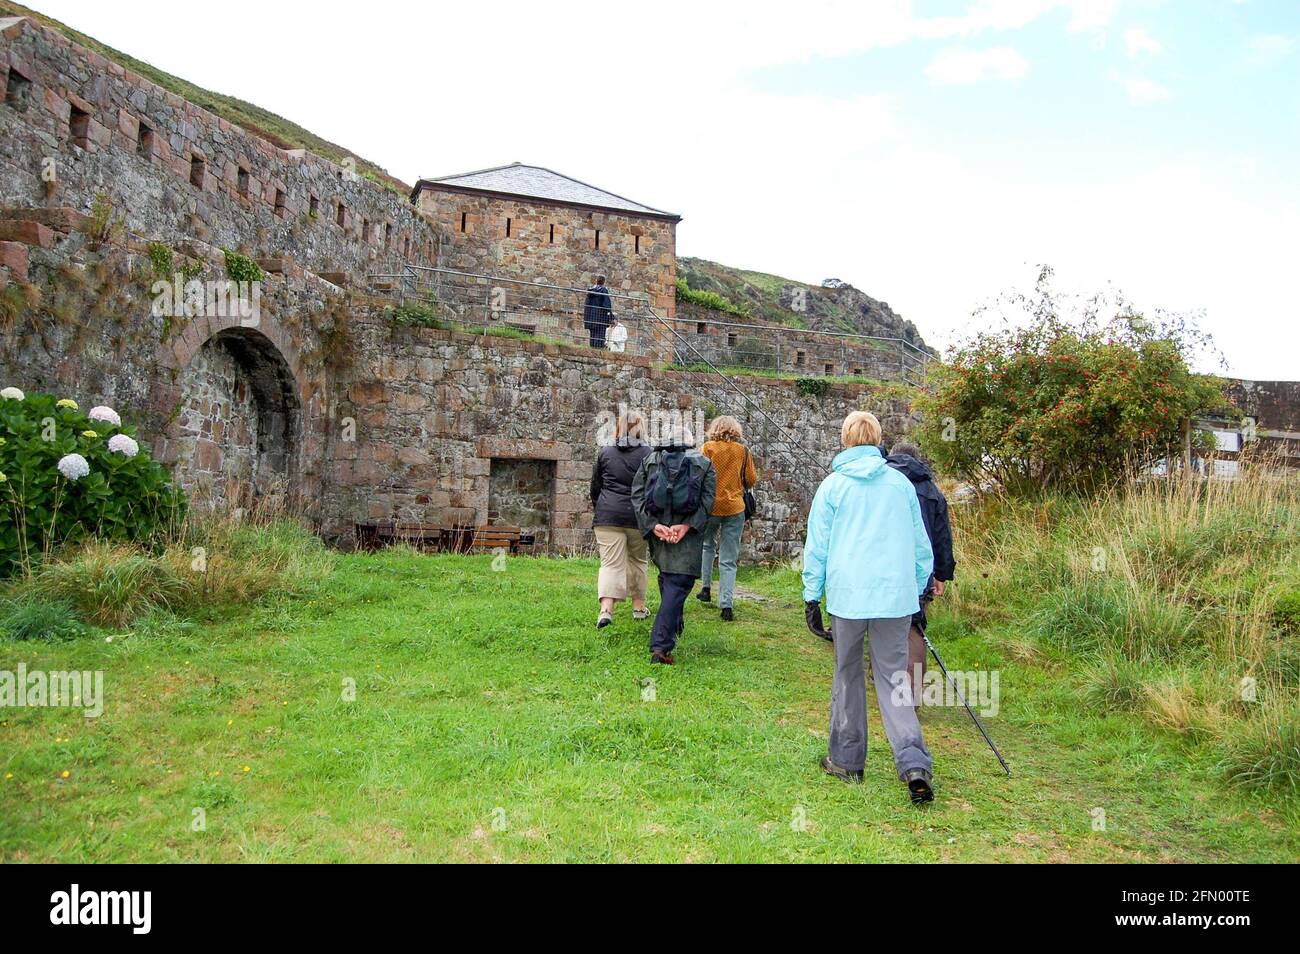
[412,163,680,315]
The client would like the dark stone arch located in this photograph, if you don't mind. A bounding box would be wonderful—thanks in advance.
[170,326,302,511]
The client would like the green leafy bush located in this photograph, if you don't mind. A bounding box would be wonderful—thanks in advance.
[387,301,444,328]
[0,390,185,577]
[915,268,1230,493]
[223,249,265,284]
[675,277,751,318]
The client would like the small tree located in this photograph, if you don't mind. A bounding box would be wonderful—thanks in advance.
[916,268,1231,494]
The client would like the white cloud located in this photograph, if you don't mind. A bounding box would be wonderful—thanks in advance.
[1063,0,1120,32]
[925,47,1030,85]
[1242,34,1295,69]
[1121,76,1171,104]
[1123,27,1162,57]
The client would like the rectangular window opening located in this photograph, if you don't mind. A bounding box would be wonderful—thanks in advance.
[505,217,512,238]
[137,121,154,157]
[594,229,601,250]
[309,195,319,217]
[362,219,372,243]
[336,201,346,228]
[189,155,205,189]
[727,332,738,347]
[548,224,555,244]
[795,350,806,367]
[634,235,641,254]
[825,363,835,376]
[237,166,250,197]
[274,189,287,217]
[3,68,32,111]
[696,322,707,335]
[69,105,91,149]
[459,212,467,232]
[384,222,392,250]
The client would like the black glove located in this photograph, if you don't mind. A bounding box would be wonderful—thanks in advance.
[805,600,831,641]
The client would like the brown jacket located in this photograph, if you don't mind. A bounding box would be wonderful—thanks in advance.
[700,440,758,517]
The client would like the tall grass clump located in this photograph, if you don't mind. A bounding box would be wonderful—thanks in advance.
[946,461,1299,798]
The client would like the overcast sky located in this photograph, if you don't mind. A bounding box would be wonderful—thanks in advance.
[30,0,1300,378]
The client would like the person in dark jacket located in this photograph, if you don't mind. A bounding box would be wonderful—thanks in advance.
[582,275,614,349]
[590,410,653,628]
[631,423,716,665]
[886,442,956,705]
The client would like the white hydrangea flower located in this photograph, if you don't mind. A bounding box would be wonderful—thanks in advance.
[88,406,122,426]
[0,387,24,401]
[57,453,90,481]
[107,434,139,458]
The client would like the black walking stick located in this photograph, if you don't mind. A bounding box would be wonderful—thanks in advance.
[923,634,1011,776]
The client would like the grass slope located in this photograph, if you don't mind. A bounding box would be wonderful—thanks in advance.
[0,1,408,195]
[2,549,1294,862]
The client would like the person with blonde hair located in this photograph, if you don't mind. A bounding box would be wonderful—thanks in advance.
[590,409,652,627]
[697,415,758,621]
[802,410,937,804]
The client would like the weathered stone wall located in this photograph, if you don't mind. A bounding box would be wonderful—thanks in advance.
[670,301,916,380]
[325,317,917,560]
[417,186,678,315]
[0,16,438,283]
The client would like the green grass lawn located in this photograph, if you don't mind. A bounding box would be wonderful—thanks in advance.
[2,551,1295,862]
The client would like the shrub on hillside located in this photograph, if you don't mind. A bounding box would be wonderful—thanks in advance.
[915,267,1230,494]
[0,389,185,577]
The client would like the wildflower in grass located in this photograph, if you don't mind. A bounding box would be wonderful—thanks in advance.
[57,453,90,481]
[88,405,121,426]
[0,386,23,400]
[60,770,70,779]
[107,434,139,458]
[56,398,78,410]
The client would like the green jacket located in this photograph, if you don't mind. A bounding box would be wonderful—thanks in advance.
[630,446,717,577]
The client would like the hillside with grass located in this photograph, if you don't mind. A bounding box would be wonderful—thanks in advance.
[1,465,1296,861]
[0,1,409,195]
[677,257,932,352]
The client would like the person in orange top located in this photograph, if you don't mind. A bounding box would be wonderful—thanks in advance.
[697,415,759,621]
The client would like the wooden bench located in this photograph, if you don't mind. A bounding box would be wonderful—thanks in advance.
[355,522,537,554]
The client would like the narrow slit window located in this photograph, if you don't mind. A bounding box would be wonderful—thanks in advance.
[274,189,287,217]
[3,68,32,111]
[459,212,467,232]
[505,217,512,238]
[548,224,555,244]
[237,166,250,197]
[336,201,346,228]
[69,105,91,149]
[137,121,154,157]
[190,155,205,188]
[594,229,601,250]
[634,235,641,254]
[309,195,319,217]
[384,223,392,250]
[362,219,371,243]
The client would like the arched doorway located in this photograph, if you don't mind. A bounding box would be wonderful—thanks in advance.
[171,327,302,512]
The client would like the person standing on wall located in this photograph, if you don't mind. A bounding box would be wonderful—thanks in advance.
[802,411,936,805]
[697,415,759,622]
[631,423,716,666]
[886,441,956,706]
[583,274,614,349]
[590,410,653,629]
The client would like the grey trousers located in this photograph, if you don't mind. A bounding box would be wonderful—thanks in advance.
[829,614,933,777]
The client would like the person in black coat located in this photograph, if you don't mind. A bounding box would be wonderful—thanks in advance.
[887,442,956,704]
[582,275,614,349]
[590,410,652,628]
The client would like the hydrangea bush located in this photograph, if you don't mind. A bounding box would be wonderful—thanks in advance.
[0,390,186,576]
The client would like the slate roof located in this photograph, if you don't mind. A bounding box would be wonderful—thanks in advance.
[411,163,680,221]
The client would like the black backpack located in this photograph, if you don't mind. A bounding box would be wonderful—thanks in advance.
[645,449,705,520]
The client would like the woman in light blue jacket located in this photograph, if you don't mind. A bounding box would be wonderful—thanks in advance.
[802,411,936,804]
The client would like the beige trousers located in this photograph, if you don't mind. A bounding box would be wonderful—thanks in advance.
[595,525,649,601]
